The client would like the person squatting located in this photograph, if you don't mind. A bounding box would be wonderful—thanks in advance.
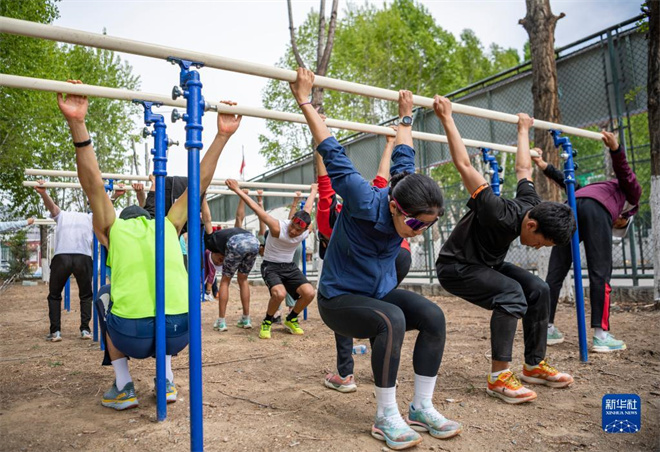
[44,69,640,450]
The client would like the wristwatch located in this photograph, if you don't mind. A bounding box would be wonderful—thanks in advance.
[400,115,413,126]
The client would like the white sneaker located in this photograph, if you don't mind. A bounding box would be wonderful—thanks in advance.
[80,330,92,340]
[204,293,213,302]
[46,331,62,342]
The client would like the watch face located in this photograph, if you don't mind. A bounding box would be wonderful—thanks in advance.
[401,116,413,126]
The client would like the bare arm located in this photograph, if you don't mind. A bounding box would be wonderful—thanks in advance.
[34,180,61,218]
[57,81,115,247]
[288,191,303,220]
[376,126,397,181]
[515,113,534,181]
[395,91,413,148]
[303,183,318,215]
[226,179,281,237]
[433,95,487,194]
[290,68,332,146]
[167,101,242,233]
[132,182,146,207]
[234,189,248,228]
[201,195,213,235]
[256,190,266,237]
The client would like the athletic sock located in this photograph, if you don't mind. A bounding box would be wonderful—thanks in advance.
[166,355,174,382]
[412,374,436,410]
[489,368,510,380]
[374,386,398,417]
[594,327,607,340]
[264,314,274,323]
[111,357,132,390]
[286,310,300,322]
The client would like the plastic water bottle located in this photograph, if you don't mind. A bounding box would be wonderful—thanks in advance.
[352,344,368,355]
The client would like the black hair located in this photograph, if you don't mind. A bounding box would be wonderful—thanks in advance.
[119,205,151,220]
[389,172,444,217]
[293,210,312,226]
[528,202,576,246]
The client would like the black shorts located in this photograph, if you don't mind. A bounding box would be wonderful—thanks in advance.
[260,261,310,300]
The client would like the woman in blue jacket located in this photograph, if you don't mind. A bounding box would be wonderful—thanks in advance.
[290,68,461,450]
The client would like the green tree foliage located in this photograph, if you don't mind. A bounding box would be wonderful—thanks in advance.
[4,229,29,276]
[260,0,522,167]
[0,0,140,217]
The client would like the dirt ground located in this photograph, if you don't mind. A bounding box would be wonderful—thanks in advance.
[0,282,658,452]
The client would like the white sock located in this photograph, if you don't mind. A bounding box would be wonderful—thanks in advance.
[548,323,554,330]
[412,374,436,409]
[218,317,225,323]
[489,368,510,379]
[594,327,607,340]
[374,386,398,417]
[111,357,132,389]
[166,355,174,382]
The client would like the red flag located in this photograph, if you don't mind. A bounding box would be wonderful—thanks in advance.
[239,147,245,178]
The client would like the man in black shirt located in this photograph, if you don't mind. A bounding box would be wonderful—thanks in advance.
[433,96,576,405]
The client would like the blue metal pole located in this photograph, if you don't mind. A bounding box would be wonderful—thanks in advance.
[135,100,170,422]
[299,201,308,321]
[64,278,70,312]
[171,58,205,452]
[551,130,588,362]
[481,148,502,196]
[92,235,99,342]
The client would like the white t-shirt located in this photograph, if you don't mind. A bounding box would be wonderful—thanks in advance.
[263,219,309,263]
[52,211,94,257]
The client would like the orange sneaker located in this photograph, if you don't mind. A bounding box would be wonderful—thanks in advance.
[521,360,574,388]
[486,370,537,404]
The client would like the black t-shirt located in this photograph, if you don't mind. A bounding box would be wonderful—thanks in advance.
[204,227,250,255]
[437,179,540,268]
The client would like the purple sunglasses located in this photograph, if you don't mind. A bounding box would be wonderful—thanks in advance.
[392,197,438,231]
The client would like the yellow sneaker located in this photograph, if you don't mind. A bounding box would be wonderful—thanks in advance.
[486,370,537,404]
[259,320,272,339]
[521,360,574,388]
[284,317,304,335]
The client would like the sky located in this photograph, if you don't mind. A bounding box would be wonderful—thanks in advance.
[53,0,643,180]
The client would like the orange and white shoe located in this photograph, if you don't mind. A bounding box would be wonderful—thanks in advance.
[521,360,574,388]
[486,370,537,404]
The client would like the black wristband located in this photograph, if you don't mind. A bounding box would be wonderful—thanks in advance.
[73,138,92,148]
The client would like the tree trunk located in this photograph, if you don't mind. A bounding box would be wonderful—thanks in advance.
[647,0,660,301]
[520,0,573,301]
[287,0,339,180]
[519,0,565,203]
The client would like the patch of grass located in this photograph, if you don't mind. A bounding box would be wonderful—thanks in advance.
[49,361,63,368]
[246,335,256,342]
[281,340,289,347]
[30,344,40,350]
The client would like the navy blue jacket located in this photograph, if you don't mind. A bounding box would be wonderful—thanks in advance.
[317,136,415,299]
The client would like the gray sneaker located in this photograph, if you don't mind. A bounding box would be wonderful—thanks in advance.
[153,378,178,403]
[80,330,92,340]
[101,381,139,410]
[45,331,62,342]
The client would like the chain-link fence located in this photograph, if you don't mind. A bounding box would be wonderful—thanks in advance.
[210,15,652,284]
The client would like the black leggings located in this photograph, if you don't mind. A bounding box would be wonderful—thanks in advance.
[437,261,549,365]
[334,247,412,378]
[319,289,446,388]
[546,198,613,329]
